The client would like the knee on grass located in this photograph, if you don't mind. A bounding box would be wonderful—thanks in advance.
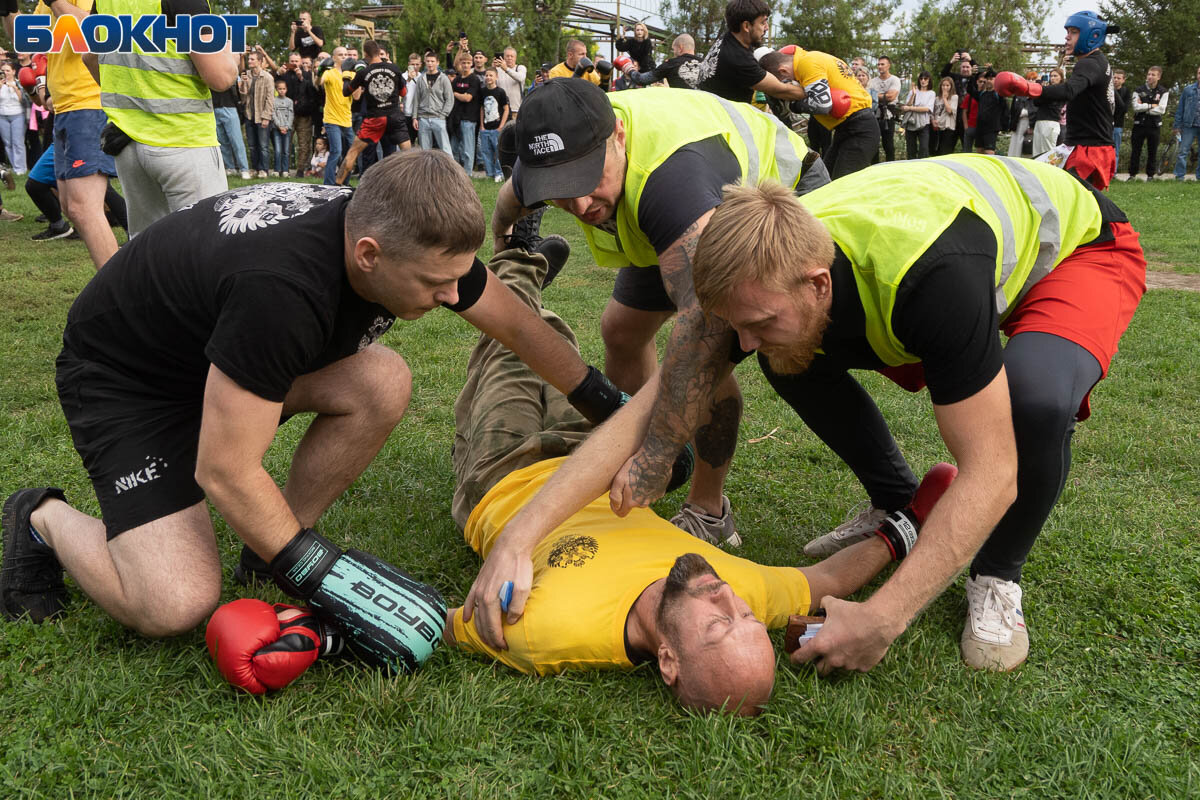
[127,581,221,638]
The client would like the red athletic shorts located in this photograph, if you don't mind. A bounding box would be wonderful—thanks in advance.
[879,221,1146,420]
[358,115,408,145]
[1065,145,1117,191]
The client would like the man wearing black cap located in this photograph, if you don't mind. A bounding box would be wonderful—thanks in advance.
[488,79,829,572]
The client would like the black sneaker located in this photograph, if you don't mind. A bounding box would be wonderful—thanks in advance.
[35,214,47,223]
[65,229,80,240]
[32,221,73,241]
[507,206,547,252]
[1,488,70,623]
[233,543,273,586]
[532,234,570,289]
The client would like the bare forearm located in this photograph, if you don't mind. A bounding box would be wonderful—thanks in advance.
[198,465,300,561]
[864,465,1015,631]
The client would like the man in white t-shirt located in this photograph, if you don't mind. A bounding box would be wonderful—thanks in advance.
[492,47,526,120]
[868,56,901,162]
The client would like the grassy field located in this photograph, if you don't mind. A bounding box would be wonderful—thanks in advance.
[0,172,1197,799]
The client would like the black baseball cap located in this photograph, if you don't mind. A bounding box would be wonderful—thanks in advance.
[514,79,617,204]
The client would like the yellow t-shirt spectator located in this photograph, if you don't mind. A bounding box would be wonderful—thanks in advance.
[791,48,872,130]
[547,61,601,86]
[322,68,353,128]
[452,458,811,675]
[36,0,101,113]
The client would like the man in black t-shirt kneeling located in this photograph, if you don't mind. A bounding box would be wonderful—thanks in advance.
[336,39,410,185]
[1,151,616,673]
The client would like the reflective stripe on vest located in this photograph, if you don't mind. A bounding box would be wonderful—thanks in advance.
[96,0,217,148]
[799,154,1103,365]
[577,89,810,268]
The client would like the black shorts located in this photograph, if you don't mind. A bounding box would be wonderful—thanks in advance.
[55,350,205,540]
[975,127,999,151]
[611,265,676,312]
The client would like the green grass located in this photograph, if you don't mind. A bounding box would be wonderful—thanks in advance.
[1,173,1198,799]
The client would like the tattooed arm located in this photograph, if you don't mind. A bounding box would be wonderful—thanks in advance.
[610,211,739,515]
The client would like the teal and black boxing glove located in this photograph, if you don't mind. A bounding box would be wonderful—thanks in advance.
[269,529,446,674]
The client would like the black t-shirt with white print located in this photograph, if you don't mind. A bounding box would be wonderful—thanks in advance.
[696,31,766,103]
[62,184,486,404]
[348,61,406,118]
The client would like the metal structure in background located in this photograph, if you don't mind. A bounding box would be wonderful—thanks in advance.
[336,4,1060,72]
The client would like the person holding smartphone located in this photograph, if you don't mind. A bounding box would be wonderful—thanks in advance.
[290,12,324,62]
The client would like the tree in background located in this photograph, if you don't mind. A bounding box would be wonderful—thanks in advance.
[776,0,890,64]
[1101,0,1200,87]
[659,0,727,54]
[891,0,1053,81]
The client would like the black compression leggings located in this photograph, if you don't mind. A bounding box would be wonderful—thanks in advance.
[25,177,62,224]
[760,331,1101,582]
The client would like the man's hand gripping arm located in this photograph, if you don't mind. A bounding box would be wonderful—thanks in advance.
[792,369,1019,674]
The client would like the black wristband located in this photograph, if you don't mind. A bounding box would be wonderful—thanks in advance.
[875,507,919,562]
[270,528,342,600]
[566,365,629,425]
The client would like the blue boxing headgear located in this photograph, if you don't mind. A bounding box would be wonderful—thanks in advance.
[1065,10,1118,55]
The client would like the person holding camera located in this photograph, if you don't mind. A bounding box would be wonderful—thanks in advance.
[943,52,977,152]
[290,12,325,62]
[492,48,526,121]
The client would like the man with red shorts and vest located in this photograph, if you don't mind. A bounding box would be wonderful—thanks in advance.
[685,155,1145,673]
[994,10,1120,189]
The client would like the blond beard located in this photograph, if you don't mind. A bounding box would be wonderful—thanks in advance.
[761,307,832,375]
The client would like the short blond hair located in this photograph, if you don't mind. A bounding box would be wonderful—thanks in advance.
[693,181,834,312]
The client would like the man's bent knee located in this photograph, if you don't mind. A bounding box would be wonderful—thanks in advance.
[349,344,413,425]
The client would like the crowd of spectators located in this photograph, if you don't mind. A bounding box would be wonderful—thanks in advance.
[4,1,1200,239]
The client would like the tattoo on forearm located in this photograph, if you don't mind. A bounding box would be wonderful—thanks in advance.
[695,395,742,469]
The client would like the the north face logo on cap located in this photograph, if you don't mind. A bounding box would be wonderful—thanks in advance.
[529,133,565,156]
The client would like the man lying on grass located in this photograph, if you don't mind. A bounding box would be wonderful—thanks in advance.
[208,245,955,714]
[0,150,631,674]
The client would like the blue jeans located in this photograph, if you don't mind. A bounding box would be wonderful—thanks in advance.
[1175,127,1199,179]
[454,120,477,171]
[418,117,452,155]
[214,107,248,171]
[323,123,351,185]
[245,121,270,172]
[0,113,27,174]
[478,128,501,177]
[271,126,291,174]
[1112,125,1123,167]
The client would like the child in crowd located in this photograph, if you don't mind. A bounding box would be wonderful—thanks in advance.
[478,67,509,182]
[270,79,294,178]
[307,136,329,177]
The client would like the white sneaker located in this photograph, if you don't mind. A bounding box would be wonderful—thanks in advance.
[1134,174,1148,182]
[961,575,1029,671]
[225,168,235,176]
[240,170,251,180]
[670,495,742,548]
[1184,175,1197,182]
[1113,172,1130,182]
[1154,173,1174,181]
[256,170,268,179]
[494,175,503,183]
[803,502,888,558]
[268,170,279,178]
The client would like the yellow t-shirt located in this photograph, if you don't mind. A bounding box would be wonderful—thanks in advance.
[322,68,353,127]
[791,48,871,130]
[36,0,101,113]
[547,62,602,86]
[453,458,811,675]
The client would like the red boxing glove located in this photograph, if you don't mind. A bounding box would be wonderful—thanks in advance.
[875,462,958,561]
[994,71,1041,99]
[829,88,852,119]
[205,598,341,694]
[18,67,37,89]
[32,54,48,77]
[613,54,633,73]
[778,44,798,55]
